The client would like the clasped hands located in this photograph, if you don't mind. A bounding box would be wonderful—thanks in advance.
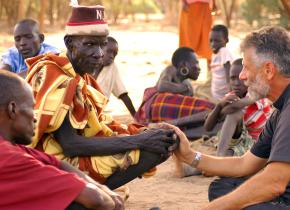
[142,123,194,164]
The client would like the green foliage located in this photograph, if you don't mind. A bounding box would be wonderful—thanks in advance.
[241,0,289,27]
[131,0,158,13]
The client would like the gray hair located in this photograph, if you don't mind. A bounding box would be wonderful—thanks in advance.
[240,26,290,77]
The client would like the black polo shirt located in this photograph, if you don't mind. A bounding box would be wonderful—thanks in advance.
[251,84,290,163]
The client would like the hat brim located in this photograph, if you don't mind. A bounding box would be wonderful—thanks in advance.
[65,23,109,36]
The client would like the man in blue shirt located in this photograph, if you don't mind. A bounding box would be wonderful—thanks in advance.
[0,19,60,77]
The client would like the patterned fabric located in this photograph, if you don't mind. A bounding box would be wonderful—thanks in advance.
[25,53,147,183]
[150,92,215,122]
[1,43,60,73]
[243,98,272,141]
[134,86,158,125]
[186,0,211,3]
[210,47,234,101]
[229,124,254,156]
[179,2,212,60]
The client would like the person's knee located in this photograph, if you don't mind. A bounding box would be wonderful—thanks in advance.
[208,177,240,201]
[140,150,168,165]
[227,110,243,122]
[244,202,288,210]
[208,178,223,201]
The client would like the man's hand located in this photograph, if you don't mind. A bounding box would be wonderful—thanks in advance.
[152,123,194,164]
[219,93,240,108]
[221,97,255,115]
[106,191,124,210]
[136,128,177,155]
[182,0,189,11]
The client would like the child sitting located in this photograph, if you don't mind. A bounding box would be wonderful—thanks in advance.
[209,24,234,102]
[93,36,136,117]
[204,58,272,156]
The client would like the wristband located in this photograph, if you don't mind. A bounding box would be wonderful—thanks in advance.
[190,152,202,168]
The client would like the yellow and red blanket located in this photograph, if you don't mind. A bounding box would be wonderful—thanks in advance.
[25,53,149,183]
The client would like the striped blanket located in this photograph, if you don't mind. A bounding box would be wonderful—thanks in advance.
[135,87,214,124]
[151,92,215,122]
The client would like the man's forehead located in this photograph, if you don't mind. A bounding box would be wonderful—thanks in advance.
[76,35,107,42]
[242,48,255,63]
[210,30,224,38]
[14,23,37,36]
[230,65,242,76]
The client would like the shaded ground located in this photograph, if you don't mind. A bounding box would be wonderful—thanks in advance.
[0,18,243,209]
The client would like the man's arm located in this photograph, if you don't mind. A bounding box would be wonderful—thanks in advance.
[118,93,136,117]
[0,63,12,71]
[182,0,189,11]
[74,183,117,210]
[157,79,189,95]
[221,97,255,115]
[60,160,124,210]
[204,103,223,131]
[0,62,26,78]
[217,110,243,156]
[156,67,189,95]
[160,123,267,177]
[224,61,231,84]
[204,94,239,131]
[54,117,176,157]
[202,162,290,210]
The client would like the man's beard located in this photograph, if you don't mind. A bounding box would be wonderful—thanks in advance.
[245,73,270,101]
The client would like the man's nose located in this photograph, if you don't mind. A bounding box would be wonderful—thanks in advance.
[93,46,104,58]
[239,67,246,81]
[19,37,27,46]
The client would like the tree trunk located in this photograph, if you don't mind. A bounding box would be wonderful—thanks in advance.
[48,0,54,26]
[17,0,25,21]
[281,0,290,17]
[38,0,47,33]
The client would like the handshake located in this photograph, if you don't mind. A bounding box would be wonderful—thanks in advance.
[140,123,195,164]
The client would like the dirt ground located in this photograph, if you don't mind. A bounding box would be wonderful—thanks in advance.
[0,18,243,210]
[105,21,242,210]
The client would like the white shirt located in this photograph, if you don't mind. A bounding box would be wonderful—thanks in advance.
[210,47,234,101]
[96,62,127,99]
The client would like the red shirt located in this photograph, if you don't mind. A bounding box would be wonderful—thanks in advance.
[244,98,272,141]
[0,137,86,210]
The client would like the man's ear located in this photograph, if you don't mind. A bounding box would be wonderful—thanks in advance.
[64,35,73,51]
[264,61,276,80]
[39,33,44,43]
[7,101,17,120]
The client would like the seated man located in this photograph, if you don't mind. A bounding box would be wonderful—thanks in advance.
[25,5,177,190]
[93,36,136,117]
[135,47,215,124]
[0,19,60,77]
[163,26,290,209]
[204,58,272,156]
[135,47,215,138]
[0,70,123,210]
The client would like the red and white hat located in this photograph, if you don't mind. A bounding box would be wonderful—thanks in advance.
[65,5,109,36]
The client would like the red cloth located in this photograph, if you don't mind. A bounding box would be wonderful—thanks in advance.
[244,98,272,141]
[0,137,86,210]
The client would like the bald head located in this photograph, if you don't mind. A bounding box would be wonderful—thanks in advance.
[0,70,35,145]
[0,70,28,106]
[14,19,40,34]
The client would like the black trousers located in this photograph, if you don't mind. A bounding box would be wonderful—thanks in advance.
[66,202,91,210]
[208,177,290,210]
